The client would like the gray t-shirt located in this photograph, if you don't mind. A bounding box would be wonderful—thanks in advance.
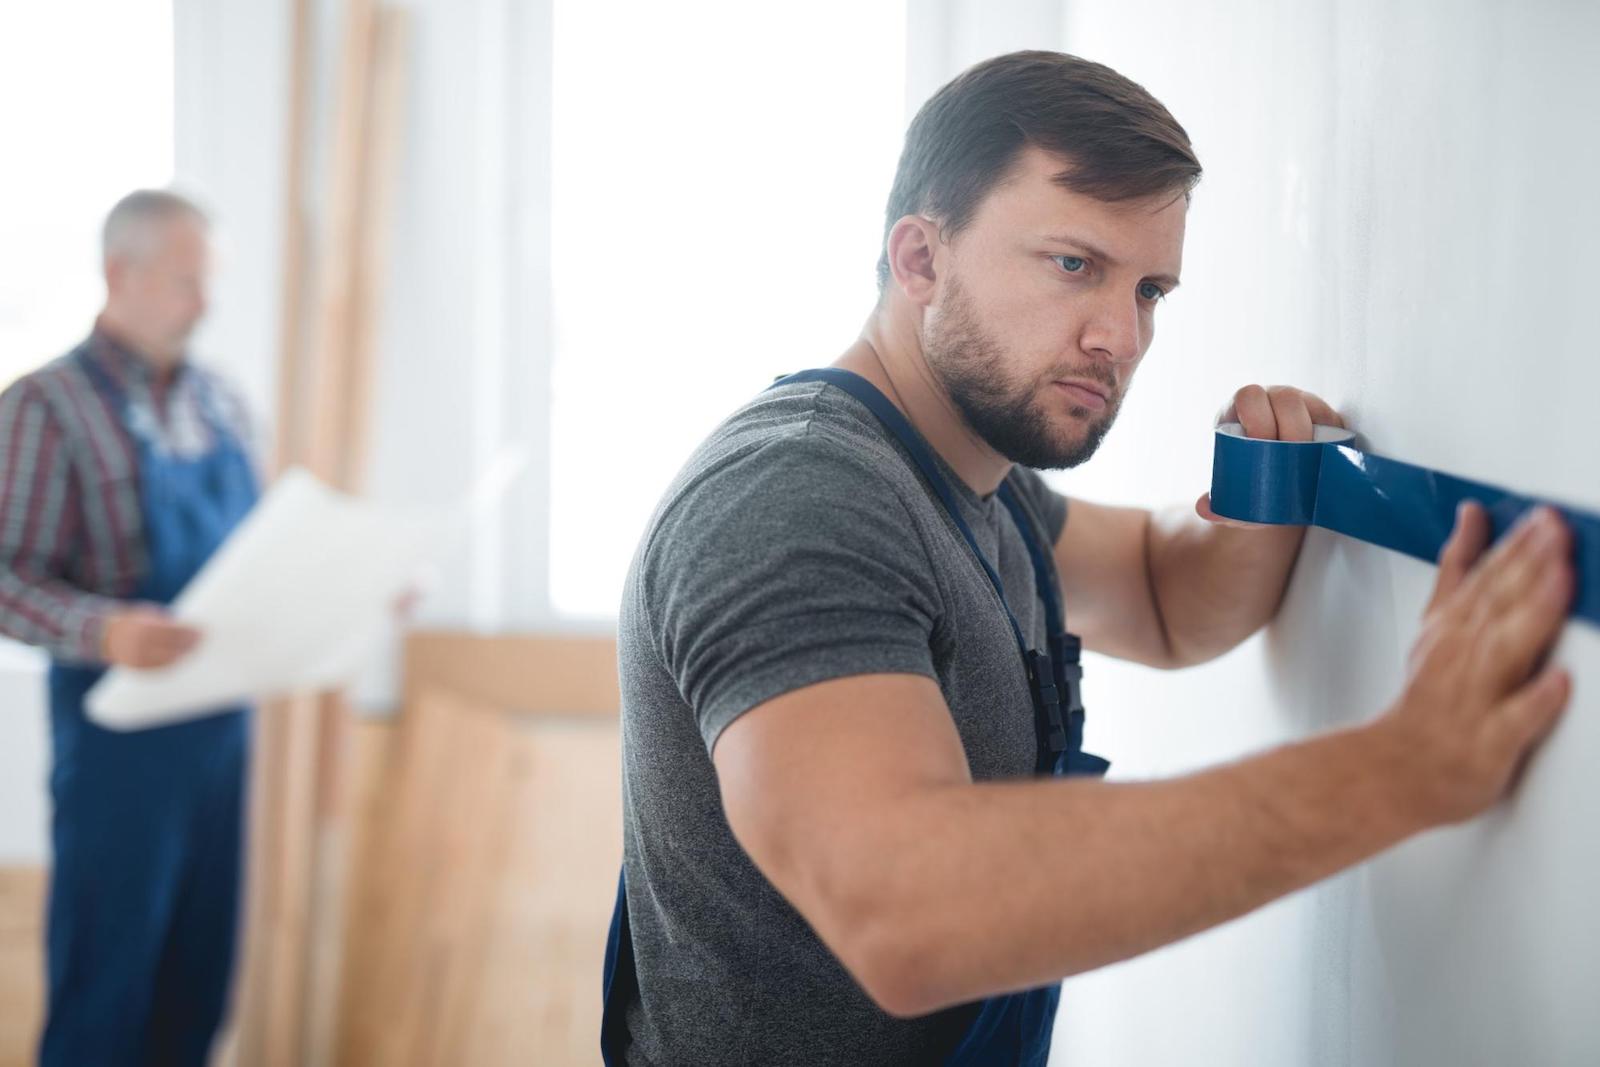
[616,377,1070,1066]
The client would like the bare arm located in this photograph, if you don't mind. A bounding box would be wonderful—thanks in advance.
[718,674,1413,1014]
[716,504,1572,1016]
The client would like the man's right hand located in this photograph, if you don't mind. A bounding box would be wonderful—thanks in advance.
[100,605,202,669]
[1378,502,1575,828]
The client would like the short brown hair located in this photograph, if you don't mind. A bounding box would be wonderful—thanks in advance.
[876,51,1201,291]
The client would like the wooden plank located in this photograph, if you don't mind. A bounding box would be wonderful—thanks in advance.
[401,631,620,717]
[337,7,411,491]
[298,10,409,1062]
[334,690,523,1067]
[0,866,46,1067]
[455,716,621,1065]
[333,639,623,1066]
[270,0,315,476]
[301,694,355,1067]
[304,0,378,489]
[230,0,315,1059]
[261,694,323,1066]
[333,634,623,1064]
[232,711,390,1067]
[242,0,409,1062]
[231,707,276,1065]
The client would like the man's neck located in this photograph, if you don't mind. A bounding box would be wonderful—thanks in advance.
[834,309,1012,498]
[95,308,180,386]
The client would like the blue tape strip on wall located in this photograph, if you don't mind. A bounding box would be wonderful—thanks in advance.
[1209,424,1600,627]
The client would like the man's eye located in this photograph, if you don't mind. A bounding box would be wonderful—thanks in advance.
[1052,255,1086,274]
[1138,282,1166,302]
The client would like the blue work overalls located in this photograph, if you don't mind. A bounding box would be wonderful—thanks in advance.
[39,352,258,1067]
[601,369,1110,1066]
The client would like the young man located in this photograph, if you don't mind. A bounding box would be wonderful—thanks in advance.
[0,190,258,1066]
[603,52,1573,1065]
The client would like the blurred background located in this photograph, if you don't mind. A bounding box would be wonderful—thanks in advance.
[2,1,1597,1065]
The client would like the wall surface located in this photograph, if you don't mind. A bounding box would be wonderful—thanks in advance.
[1044,2,1600,1063]
[0,644,48,862]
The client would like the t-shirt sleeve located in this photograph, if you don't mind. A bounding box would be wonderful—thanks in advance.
[640,435,942,752]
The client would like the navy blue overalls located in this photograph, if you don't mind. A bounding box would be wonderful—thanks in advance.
[39,351,258,1067]
[601,368,1110,1066]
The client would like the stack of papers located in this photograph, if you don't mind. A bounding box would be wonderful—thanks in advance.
[87,468,439,730]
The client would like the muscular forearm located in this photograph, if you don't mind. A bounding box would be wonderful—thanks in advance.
[1146,504,1305,666]
[818,721,1417,1016]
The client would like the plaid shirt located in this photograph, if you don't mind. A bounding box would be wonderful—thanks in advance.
[0,323,255,663]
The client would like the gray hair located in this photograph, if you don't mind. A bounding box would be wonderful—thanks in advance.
[102,188,210,262]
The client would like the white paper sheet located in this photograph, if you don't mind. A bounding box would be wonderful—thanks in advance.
[86,468,440,730]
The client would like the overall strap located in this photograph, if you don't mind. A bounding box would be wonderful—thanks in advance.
[995,483,1063,637]
[774,369,1033,655]
[997,483,1092,772]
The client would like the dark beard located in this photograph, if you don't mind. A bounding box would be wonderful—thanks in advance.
[923,277,1121,471]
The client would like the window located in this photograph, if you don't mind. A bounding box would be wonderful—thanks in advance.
[0,2,174,666]
[549,0,907,617]
[0,2,175,390]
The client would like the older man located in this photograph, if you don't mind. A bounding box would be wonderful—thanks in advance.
[0,189,258,1067]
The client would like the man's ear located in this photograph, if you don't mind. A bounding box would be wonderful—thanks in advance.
[884,215,942,308]
[103,255,127,295]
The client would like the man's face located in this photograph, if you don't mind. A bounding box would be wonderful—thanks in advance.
[106,214,212,363]
[921,146,1187,470]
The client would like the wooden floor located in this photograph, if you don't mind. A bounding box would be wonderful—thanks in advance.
[0,706,621,1067]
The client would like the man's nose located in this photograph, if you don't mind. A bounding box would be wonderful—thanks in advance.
[1079,292,1143,365]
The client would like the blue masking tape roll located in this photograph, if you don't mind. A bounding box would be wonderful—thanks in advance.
[1209,423,1600,626]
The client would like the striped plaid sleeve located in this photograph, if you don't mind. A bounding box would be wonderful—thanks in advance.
[0,378,123,662]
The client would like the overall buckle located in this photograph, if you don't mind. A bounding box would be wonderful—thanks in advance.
[1026,649,1068,756]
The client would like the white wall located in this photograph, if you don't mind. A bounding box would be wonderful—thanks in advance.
[360,0,556,638]
[174,0,289,418]
[0,643,49,861]
[1045,2,1600,1063]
